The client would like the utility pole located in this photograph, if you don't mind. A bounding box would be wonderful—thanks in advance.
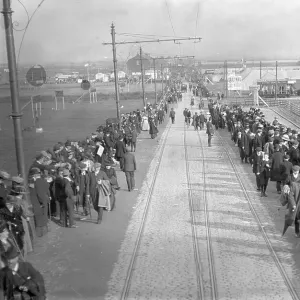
[2,0,28,187]
[153,58,157,104]
[259,61,262,79]
[161,64,164,96]
[275,60,278,104]
[224,60,228,98]
[140,46,146,107]
[103,27,201,108]
[111,23,121,124]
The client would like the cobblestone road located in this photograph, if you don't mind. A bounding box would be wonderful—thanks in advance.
[105,93,300,300]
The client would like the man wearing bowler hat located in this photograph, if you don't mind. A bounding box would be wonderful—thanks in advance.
[4,246,46,299]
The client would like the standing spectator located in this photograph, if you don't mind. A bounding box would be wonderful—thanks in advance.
[115,137,126,170]
[199,111,205,130]
[75,162,90,217]
[169,108,175,124]
[206,117,214,147]
[271,144,284,194]
[251,147,263,191]
[123,147,137,192]
[52,168,64,222]
[259,153,271,197]
[31,168,50,236]
[130,126,137,152]
[62,169,76,228]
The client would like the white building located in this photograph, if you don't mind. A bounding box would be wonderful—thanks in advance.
[110,71,126,79]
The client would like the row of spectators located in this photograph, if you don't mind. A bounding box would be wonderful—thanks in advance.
[207,99,300,237]
[0,91,174,298]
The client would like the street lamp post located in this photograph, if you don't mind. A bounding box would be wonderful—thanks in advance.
[1,0,29,193]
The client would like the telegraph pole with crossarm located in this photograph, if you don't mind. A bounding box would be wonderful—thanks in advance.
[103,23,202,119]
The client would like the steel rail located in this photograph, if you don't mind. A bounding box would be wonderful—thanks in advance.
[196,129,218,300]
[120,123,172,300]
[183,118,205,300]
[187,94,218,299]
[217,130,300,300]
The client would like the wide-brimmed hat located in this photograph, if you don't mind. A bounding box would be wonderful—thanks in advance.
[11,176,24,185]
[0,170,10,180]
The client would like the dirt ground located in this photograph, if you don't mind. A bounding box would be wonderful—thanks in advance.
[0,98,157,174]
[25,107,171,300]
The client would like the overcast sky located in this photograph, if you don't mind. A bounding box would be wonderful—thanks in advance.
[0,0,300,64]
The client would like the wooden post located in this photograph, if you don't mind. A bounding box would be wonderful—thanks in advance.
[39,102,41,116]
[31,97,35,126]
[62,97,65,110]
[55,97,58,110]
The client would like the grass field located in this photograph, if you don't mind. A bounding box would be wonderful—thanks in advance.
[0,82,161,175]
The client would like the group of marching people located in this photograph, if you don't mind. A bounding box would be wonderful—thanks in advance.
[206,98,300,237]
[0,95,169,298]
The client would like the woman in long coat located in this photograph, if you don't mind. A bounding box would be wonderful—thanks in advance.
[149,116,159,139]
[28,177,48,237]
[90,163,115,224]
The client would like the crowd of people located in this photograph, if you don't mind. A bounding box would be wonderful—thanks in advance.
[204,96,300,237]
[0,93,170,298]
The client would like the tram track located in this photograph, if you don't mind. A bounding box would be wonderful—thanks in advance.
[215,130,300,300]
[120,123,172,300]
[183,119,218,299]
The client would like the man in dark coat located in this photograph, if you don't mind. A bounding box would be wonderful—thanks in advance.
[51,168,65,222]
[29,168,49,236]
[4,246,46,299]
[62,169,76,228]
[169,108,175,124]
[130,126,138,152]
[75,162,90,217]
[115,137,126,170]
[123,147,137,192]
[240,124,251,163]
[271,144,284,193]
[206,117,214,147]
[280,154,293,185]
[251,147,263,191]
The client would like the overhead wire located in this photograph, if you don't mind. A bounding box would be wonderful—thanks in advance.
[164,0,181,57]
[16,0,47,67]
[193,0,200,59]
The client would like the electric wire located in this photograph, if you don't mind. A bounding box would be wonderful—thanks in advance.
[16,0,47,66]
[193,1,200,59]
[164,0,181,56]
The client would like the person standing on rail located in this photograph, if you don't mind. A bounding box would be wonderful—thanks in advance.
[206,117,214,147]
